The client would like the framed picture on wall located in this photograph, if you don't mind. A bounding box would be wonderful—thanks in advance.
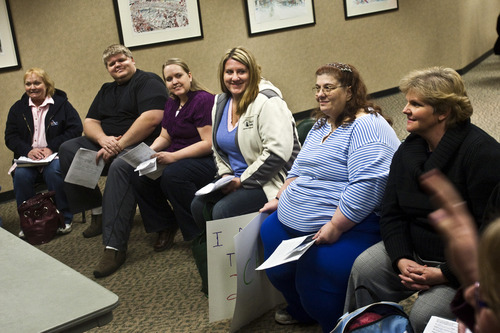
[344,0,398,19]
[0,0,21,71]
[113,0,203,48]
[245,0,315,36]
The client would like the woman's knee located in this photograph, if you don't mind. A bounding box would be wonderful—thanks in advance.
[260,212,280,242]
[191,196,206,227]
[211,200,233,220]
[43,161,63,182]
[13,168,37,187]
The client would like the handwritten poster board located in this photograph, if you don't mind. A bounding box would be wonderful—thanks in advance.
[207,212,258,322]
[206,212,285,327]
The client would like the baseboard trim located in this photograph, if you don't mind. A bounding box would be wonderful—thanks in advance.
[457,49,493,75]
[0,190,14,204]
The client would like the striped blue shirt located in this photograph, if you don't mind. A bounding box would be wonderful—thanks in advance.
[277,113,400,232]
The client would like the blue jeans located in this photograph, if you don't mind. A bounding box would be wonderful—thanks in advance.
[13,159,73,224]
[190,185,268,229]
[131,156,216,241]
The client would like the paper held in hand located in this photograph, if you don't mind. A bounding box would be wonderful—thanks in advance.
[195,175,235,196]
[133,157,164,180]
[64,148,105,189]
[14,152,58,167]
[119,142,165,180]
[423,316,472,333]
[256,234,316,270]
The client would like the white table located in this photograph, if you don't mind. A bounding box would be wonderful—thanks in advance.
[0,228,119,332]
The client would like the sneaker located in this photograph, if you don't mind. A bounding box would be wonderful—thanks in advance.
[93,248,126,278]
[275,308,299,325]
[83,214,102,238]
[57,223,73,235]
[18,230,25,239]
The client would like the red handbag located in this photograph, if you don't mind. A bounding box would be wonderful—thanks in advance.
[18,191,64,245]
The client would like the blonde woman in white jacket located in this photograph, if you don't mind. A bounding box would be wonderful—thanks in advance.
[192,46,299,226]
[190,47,299,293]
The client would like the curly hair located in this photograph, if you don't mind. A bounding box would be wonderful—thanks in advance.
[312,62,392,129]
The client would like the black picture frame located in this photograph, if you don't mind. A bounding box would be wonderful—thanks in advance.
[114,0,203,49]
[0,0,21,71]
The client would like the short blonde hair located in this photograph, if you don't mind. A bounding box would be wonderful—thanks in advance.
[24,68,55,97]
[399,67,473,128]
[102,44,133,66]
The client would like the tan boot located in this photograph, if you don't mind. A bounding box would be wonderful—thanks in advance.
[82,214,102,238]
[93,248,126,278]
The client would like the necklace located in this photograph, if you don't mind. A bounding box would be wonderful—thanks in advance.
[322,123,336,143]
[175,102,185,117]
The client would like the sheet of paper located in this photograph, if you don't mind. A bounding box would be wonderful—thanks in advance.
[134,157,165,180]
[256,234,315,270]
[195,175,235,196]
[120,142,165,179]
[64,148,105,189]
[120,142,156,168]
[14,152,58,166]
[423,316,471,333]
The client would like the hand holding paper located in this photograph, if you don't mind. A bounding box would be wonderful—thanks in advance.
[14,152,58,167]
[120,142,165,179]
[256,234,315,270]
[195,175,235,196]
[64,148,105,189]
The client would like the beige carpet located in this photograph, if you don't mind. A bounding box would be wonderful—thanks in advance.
[0,53,498,332]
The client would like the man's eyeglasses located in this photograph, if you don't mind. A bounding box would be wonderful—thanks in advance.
[312,85,345,94]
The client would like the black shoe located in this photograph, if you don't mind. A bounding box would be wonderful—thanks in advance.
[154,228,177,252]
[83,214,102,238]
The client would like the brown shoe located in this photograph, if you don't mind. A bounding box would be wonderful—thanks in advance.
[93,248,126,278]
[154,228,178,252]
[83,214,102,238]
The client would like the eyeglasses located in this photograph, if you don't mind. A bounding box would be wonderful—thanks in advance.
[312,85,345,94]
[475,282,489,309]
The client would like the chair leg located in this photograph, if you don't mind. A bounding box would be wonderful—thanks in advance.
[81,211,86,223]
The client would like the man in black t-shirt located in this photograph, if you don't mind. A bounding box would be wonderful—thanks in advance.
[59,44,167,278]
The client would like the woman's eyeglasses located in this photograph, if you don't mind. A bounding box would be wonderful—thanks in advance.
[312,85,345,95]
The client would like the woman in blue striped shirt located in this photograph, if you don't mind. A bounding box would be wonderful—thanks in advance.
[260,62,400,332]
